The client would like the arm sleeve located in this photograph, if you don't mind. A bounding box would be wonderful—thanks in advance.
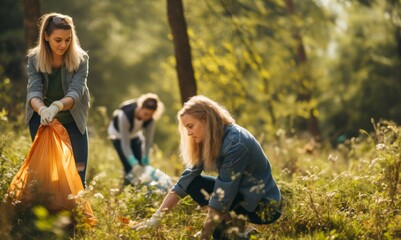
[65,54,89,108]
[26,56,44,106]
[117,111,134,159]
[171,164,203,198]
[209,142,249,213]
[143,120,155,156]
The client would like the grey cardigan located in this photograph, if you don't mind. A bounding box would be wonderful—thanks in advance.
[25,54,91,134]
[172,124,281,213]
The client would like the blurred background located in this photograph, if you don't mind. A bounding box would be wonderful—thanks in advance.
[1,0,401,155]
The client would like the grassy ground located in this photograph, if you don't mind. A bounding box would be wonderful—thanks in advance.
[1,118,400,239]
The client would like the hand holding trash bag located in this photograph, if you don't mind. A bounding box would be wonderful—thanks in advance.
[7,119,96,226]
[39,101,64,125]
[38,106,50,125]
[25,12,91,189]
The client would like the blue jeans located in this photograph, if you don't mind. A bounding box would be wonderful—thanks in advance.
[110,137,143,174]
[29,112,88,188]
[187,175,281,224]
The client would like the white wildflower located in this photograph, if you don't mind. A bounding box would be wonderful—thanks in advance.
[328,154,338,163]
[200,188,210,200]
[77,190,85,198]
[94,192,104,199]
[216,188,225,201]
[110,188,120,194]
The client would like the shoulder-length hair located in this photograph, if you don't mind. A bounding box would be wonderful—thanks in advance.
[27,12,86,74]
[137,93,165,120]
[177,95,235,172]
[119,93,165,120]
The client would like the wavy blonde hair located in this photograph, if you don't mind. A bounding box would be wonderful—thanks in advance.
[177,95,235,171]
[27,12,86,73]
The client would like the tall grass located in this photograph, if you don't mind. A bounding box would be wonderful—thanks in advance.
[1,115,400,239]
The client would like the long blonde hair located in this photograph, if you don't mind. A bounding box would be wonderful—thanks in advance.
[27,12,86,73]
[177,95,235,171]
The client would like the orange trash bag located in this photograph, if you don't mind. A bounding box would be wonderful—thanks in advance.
[8,119,96,226]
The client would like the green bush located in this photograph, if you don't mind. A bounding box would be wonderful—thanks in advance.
[1,118,400,239]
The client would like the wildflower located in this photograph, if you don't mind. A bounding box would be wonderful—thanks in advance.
[216,188,225,201]
[231,172,241,181]
[54,215,71,228]
[376,143,386,150]
[250,183,264,194]
[3,193,8,203]
[77,190,85,198]
[328,154,338,163]
[110,188,120,194]
[94,192,104,199]
[226,226,240,235]
[276,129,285,136]
[212,214,220,221]
[200,188,210,200]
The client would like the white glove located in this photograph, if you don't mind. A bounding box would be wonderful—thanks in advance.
[125,164,144,185]
[39,101,63,125]
[132,164,144,177]
[38,106,49,125]
[131,209,163,230]
[38,106,47,116]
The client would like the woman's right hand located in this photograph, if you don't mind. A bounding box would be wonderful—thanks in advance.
[38,106,50,125]
[131,210,162,230]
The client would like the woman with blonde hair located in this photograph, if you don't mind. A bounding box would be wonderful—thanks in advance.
[132,95,281,239]
[25,12,91,187]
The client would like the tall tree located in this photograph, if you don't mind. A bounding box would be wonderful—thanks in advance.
[166,0,197,105]
[22,0,41,49]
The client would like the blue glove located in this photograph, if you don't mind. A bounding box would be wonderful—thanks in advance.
[128,155,139,166]
[142,155,149,166]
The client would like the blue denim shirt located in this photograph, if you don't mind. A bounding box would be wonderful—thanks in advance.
[172,124,281,213]
[25,54,91,134]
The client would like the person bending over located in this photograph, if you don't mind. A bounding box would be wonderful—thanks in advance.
[108,93,164,182]
[132,95,281,239]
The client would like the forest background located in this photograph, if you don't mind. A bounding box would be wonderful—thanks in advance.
[0,0,401,239]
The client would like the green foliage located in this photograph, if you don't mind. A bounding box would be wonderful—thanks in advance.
[319,1,401,142]
[267,120,401,239]
[1,115,401,239]
[0,0,26,121]
[2,0,401,153]
[1,1,401,237]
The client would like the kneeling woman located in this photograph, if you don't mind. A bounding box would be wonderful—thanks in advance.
[133,95,281,239]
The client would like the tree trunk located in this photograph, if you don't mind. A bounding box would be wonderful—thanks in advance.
[166,0,197,105]
[22,0,41,49]
[285,0,321,140]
